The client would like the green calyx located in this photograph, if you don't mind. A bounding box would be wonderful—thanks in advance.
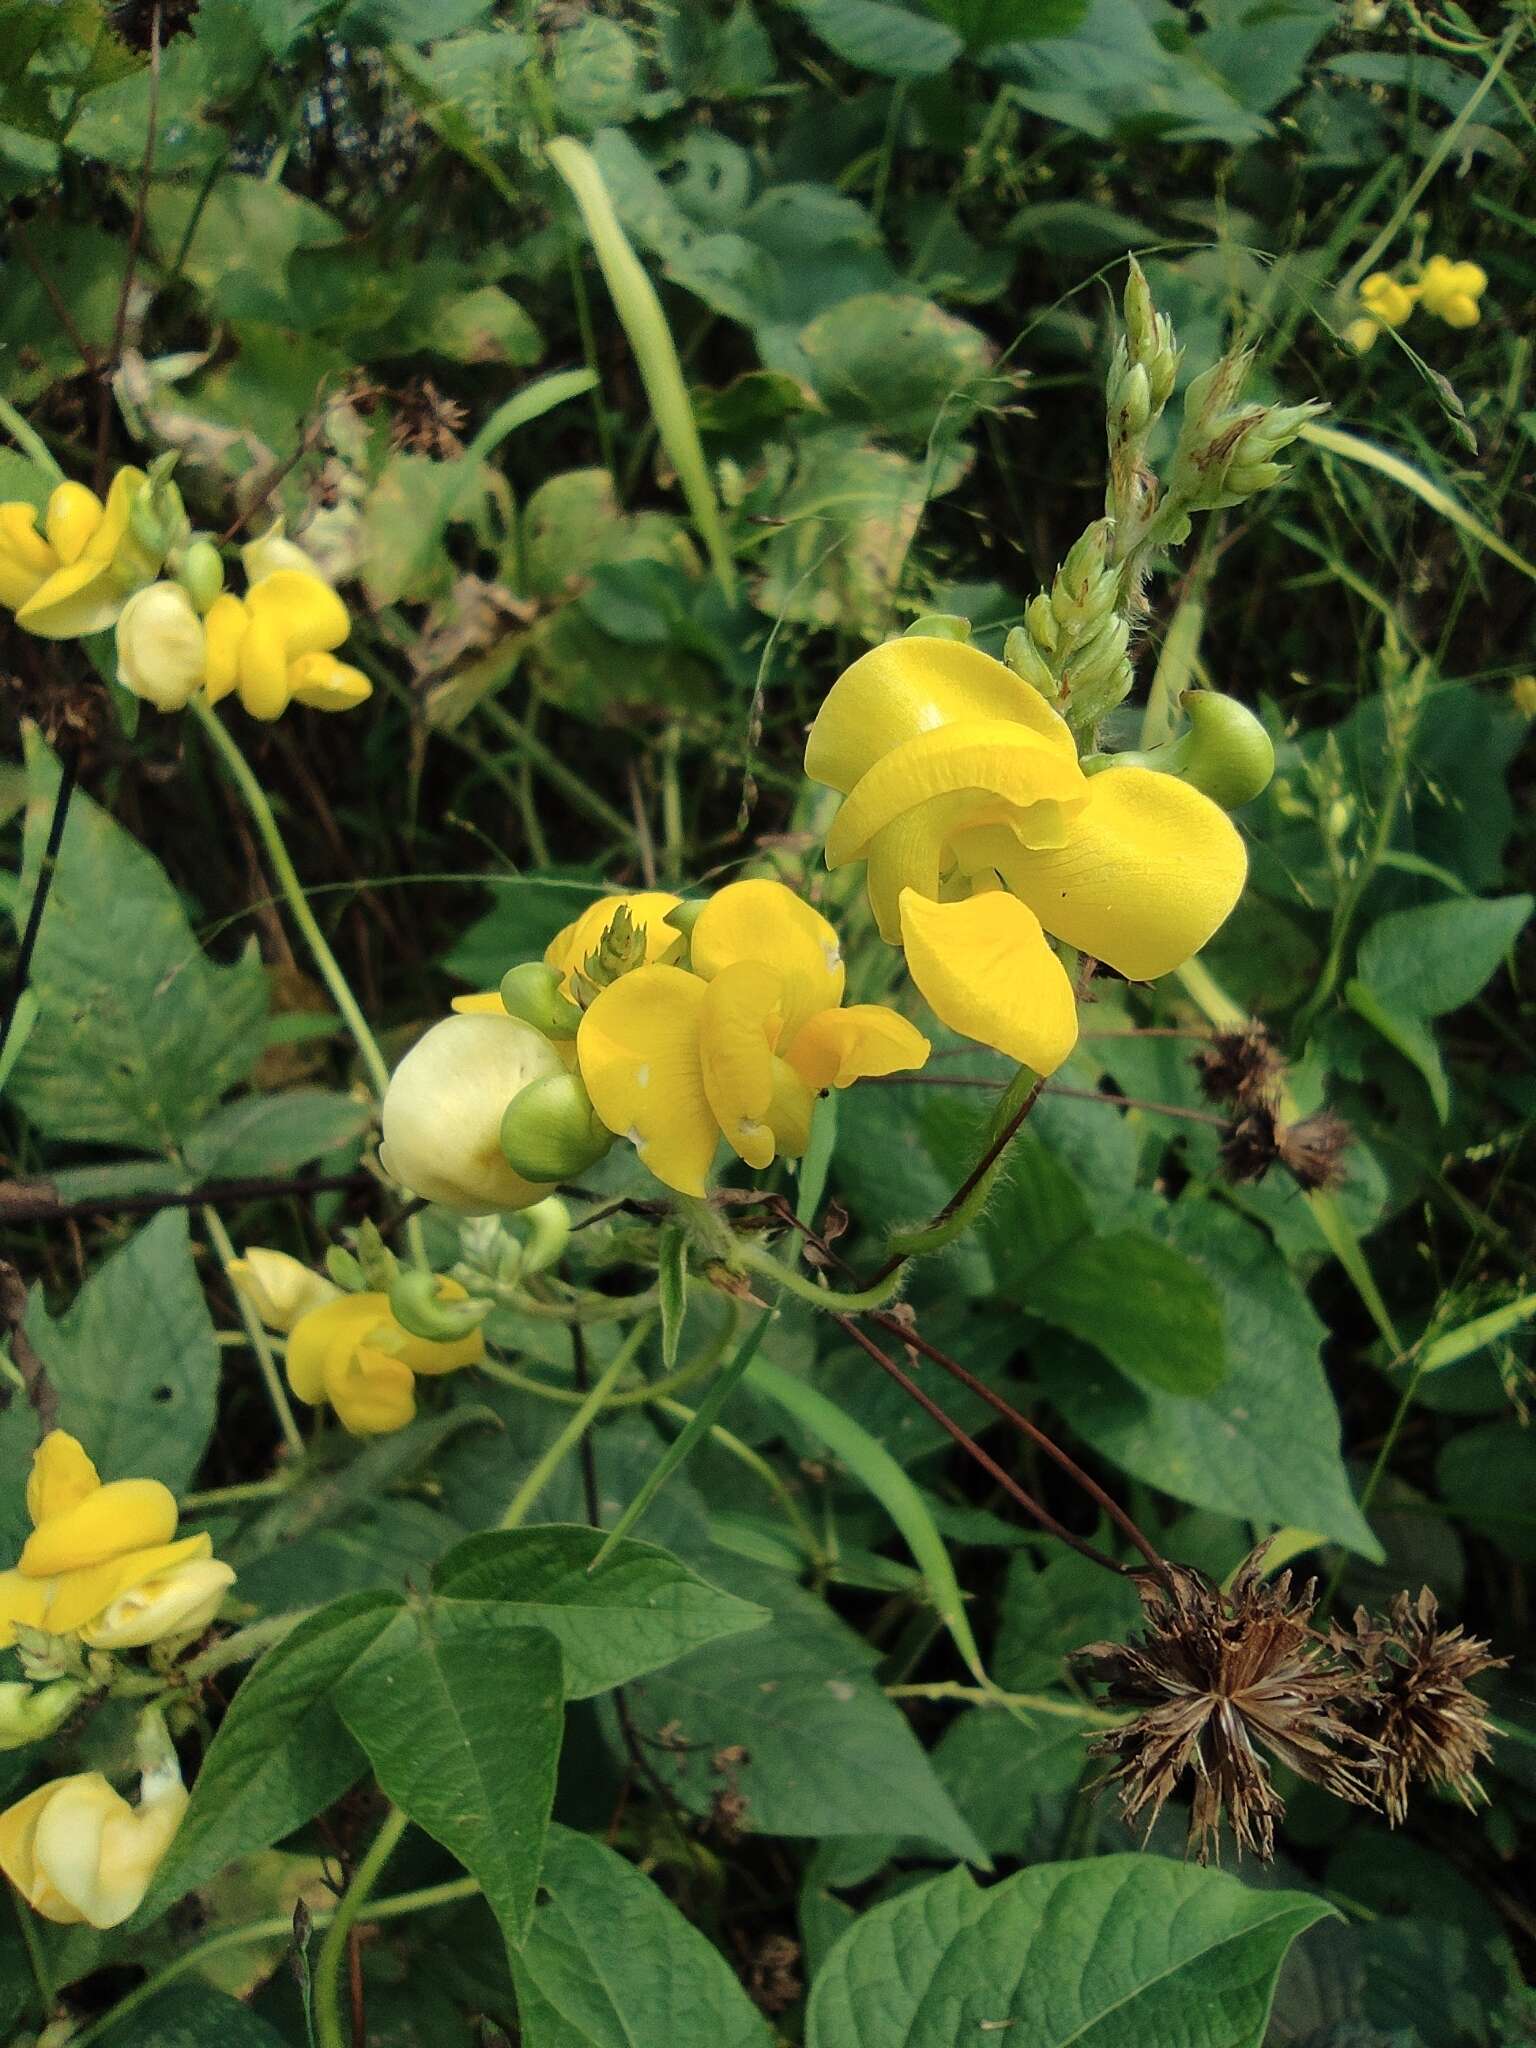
[387,1268,492,1343]
[499,961,583,1039]
[500,1071,614,1183]
[1084,689,1275,810]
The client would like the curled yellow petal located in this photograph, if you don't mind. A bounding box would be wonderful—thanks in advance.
[0,504,59,610]
[42,1534,212,1638]
[326,1345,417,1436]
[545,891,682,994]
[18,1480,178,1578]
[245,569,349,656]
[21,1764,187,1928]
[26,1432,100,1528]
[787,1003,930,1092]
[15,555,123,639]
[699,959,784,1168]
[805,635,1076,796]
[288,651,372,711]
[237,608,291,720]
[285,1294,394,1406]
[968,765,1247,982]
[577,964,716,1197]
[862,794,978,942]
[898,887,1077,1075]
[692,880,844,1040]
[825,720,1086,870]
[45,483,105,565]
[202,592,247,705]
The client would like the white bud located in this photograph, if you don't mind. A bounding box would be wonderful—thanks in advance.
[380,1014,565,1214]
[114,582,206,711]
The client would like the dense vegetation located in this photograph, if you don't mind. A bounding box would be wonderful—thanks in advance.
[0,2,1532,2044]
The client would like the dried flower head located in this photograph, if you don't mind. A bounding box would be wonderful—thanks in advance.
[1336,1588,1506,1826]
[1079,1548,1377,1862]
[1195,1022,1284,1109]
[1219,1101,1352,1193]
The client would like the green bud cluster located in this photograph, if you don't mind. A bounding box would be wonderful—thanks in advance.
[1105,257,1181,466]
[569,903,681,1008]
[1004,517,1132,726]
[1165,353,1328,527]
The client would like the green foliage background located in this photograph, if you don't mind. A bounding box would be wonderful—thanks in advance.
[1,1,1533,2043]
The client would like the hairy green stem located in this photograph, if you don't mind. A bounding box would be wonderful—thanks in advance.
[728,1236,905,1315]
[313,1806,410,2048]
[500,1319,653,1529]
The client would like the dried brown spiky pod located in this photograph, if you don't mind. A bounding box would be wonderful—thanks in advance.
[1194,1022,1285,1110]
[1219,1101,1352,1193]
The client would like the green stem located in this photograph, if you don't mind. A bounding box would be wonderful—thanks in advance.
[479,698,635,845]
[885,1680,1125,1727]
[201,1206,305,1458]
[0,395,64,481]
[11,1888,53,2018]
[477,1317,727,1410]
[179,1607,312,1685]
[500,1320,653,1529]
[313,1806,410,2048]
[653,1396,825,1565]
[182,1475,293,1511]
[728,1237,905,1315]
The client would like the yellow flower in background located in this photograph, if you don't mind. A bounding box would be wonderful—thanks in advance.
[0,1433,221,1651]
[1510,675,1536,720]
[804,636,1246,1074]
[0,1752,186,1928]
[0,470,162,639]
[281,1283,485,1435]
[577,879,930,1196]
[1417,254,1486,329]
[203,569,371,721]
[228,1246,342,1332]
[1359,272,1417,329]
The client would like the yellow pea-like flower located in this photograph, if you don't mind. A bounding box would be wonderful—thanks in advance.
[228,1246,342,1333]
[0,1432,226,1651]
[803,636,1246,1072]
[381,1012,565,1214]
[284,1284,485,1437]
[115,582,208,711]
[576,879,929,1197]
[1417,254,1487,330]
[9,469,162,640]
[78,1557,236,1650]
[1358,272,1418,329]
[0,1754,187,1928]
[201,569,371,720]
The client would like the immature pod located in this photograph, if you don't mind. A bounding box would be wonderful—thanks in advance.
[500,1071,615,1183]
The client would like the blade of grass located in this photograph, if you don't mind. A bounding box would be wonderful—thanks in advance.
[1300,423,1536,586]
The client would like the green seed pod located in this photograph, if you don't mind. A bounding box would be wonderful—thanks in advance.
[499,962,583,1040]
[904,613,972,642]
[1086,691,1275,810]
[517,1196,572,1277]
[177,538,225,615]
[0,1679,85,1752]
[388,1268,492,1343]
[500,1072,614,1184]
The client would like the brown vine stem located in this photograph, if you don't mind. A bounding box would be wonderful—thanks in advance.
[0,1169,376,1226]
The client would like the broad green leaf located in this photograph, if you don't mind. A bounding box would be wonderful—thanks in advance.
[1355,894,1531,1017]
[94,1983,293,2045]
[1345,980,1450,1121]
[994,1550,1142,1693]
[137,1591,402,1923]
[511,1825,773,2048]
[1026,1230,1227,1397]
[10,729,268,1150]
[622,1558,986,1861]
[24,1212,219,1491]
[333,1601,564,1949]
[1037,1201,1380,1556]
[933,1707,1090,1861]
[430,1526,768,1697]
[1438,1422,1536,1565]
[182,1089,372,1178]
[788,0,962,77]
[798,292,999,443]
[805,1856,1335,2047]
[925,0,1088,50]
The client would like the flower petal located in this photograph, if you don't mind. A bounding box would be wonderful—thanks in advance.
[42,1533,213,1637]
[201,593,247,706]
[786,1003,930,1092]
[0,504,59,610]
[824,720,1086,870]
[545,891,683,994]
[15,556,123,639]
[27,1431,101,1528]
[236,609,292,720]
[692,880,844,1040]
[0,1777,95,1923]
[288,651,372,711]
[577,965,716,1197]
[245,569,349,656]
[450,991,506,1015]
[699,959,784,1168]
[806,635,1075,795]
[863,793,977,942]
[971,765,1247,981]
[45,483,105,566]
[19,1480,178,1578]
[898,887,1077,1074]
[285,1294,394,1406]
[0,1568,54,1651]
[326,1346,417,1435]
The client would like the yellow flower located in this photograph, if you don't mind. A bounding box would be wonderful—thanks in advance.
[1343,317,1382,355]
[381,1012,564,1213]
[115,582,208,711]
[577,879,930,1197]
[804,636,1246,1073]
[0,470,162,639]
[78,1557,235,1650]
[0,1432,219,1651]
[1417,255,1486,329]
[202,569,371,720]
[228,1247,342,1333]
[283,1285,486,1436]
[0,1756,186,1927]
[1358,272,1417,329]
[1510,675,1536,720]
[546,892,685,997]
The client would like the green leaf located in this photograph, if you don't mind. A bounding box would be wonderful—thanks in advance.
[1355,894,1531,1017]
[925,0,1088,49]
[511,1825,774,2047]
[9,729,268,1150]
[333,1601,564,1950]
[788,0,962,76]
[1345,980,1450,1122]
[622,1559,986,1861]
[806,1856,1335,2047]
[798,292,999,443]
[24,1212,219,1491]
[1026,1230,1227,1397]
[1037,1201,1381,1556]
[430,1526,768,1698]
[183,1089,372,1178]
[93,1983,294,2045]
[137,1592,402,1923]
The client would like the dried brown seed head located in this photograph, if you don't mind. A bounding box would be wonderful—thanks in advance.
[1195,1023,1285,1109]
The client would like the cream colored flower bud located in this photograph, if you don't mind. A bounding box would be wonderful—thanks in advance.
[241,517,323,585]
[78,1558,236,1650]
[228,1247,341,1333]
[0,1751,186,1927]
[115,582,206,711]
[379,1013,565,1213]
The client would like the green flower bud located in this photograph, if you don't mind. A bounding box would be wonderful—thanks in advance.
[499,962,582,1040]
[354,1218,398,1291]
[1025,591,1058,654]
[1002,625,1059,700]
[1085,690,1275,810]
[325,1245,368,1292]
[1109,359,1153,439]
[500,1072,614,1184]
[904,613,972,642]
[1120,257,1181,410]
[517,1196,571,1277]
[177,538,224,614]
[388,1267,492,1343]
[0,1679,85,1752]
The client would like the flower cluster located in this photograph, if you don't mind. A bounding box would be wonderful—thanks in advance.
[0,457,370,723]
[1345,255,1488,353]
[803,635,1248,1074]
[381,880,931,1205]
[0,1432,233,1655]
[231,1248,485,1435]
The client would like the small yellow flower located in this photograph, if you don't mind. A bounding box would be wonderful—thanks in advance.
[0,1754,186,1927]
[283,1285,485,1436]
[576,879,930,1197]
[78,1557,235,1650]
[1358,272,1418,329]
[228,1247,342,1332]
[1343,317,1382,355]
[0,470,163,639]
[202,569,371,721]
[1417,255,1486,329]
[1510,675,1536,720]
[804,636,1246,1073]
[115,582,208,711]
[380,1012,564,1213]
[0,1432,221,1651]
